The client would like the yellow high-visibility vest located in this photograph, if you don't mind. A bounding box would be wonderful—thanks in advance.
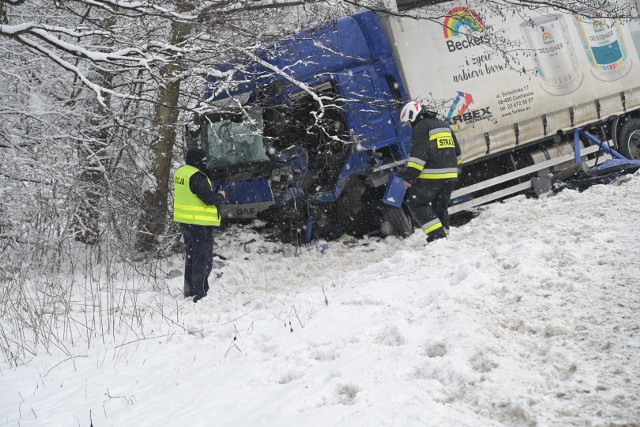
[173,165,221,226]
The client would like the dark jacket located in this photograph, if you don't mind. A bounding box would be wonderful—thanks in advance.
[185,147,225,206]
[399,113,462,184]
[189,172,225,206]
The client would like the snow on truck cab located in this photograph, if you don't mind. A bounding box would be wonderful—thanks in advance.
[190,0,640,243]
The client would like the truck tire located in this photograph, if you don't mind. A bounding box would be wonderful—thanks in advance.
[313,205,344,241]
[380,204,413,237]
[618,118,640,160]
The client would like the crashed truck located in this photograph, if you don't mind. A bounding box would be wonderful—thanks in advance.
[188,0,640,243]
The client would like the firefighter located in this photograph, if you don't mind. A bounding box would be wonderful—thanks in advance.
[398,101,462,243]
[173,147,226,302]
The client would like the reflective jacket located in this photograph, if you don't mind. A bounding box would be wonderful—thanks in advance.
[399,114,462,184]
[173,165,221,226]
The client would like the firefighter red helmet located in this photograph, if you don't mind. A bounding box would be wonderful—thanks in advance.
[400,101,423,124]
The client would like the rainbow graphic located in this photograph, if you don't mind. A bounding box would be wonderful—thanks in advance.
[542,32,555,44]
[592,20,605,31]
[443,7,485,38]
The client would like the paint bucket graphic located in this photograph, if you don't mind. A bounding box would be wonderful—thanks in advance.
[575,16,631,81]
[520,15,582,95]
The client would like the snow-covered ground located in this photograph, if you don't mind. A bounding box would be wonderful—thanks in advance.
[1,174,639,427]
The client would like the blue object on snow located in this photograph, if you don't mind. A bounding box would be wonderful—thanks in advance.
[382,171,407,208]
[310,240,330,254]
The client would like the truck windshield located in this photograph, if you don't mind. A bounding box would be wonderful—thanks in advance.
[201,109,269,169]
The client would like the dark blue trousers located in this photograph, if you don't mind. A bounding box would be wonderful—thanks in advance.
[181,224,214,298]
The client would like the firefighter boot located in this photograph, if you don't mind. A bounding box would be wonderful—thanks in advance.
[426,229,447,244]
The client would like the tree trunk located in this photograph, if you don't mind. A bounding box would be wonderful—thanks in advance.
[73,99,110,245]
[135,3,194,253]
[73,13,115,245]
[0,2,7,25]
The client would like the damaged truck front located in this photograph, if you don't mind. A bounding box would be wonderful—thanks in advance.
[192,11,414,242]
[190,0,640,242]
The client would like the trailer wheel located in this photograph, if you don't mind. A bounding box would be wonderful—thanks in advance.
[618,118,640,160]
[380,204,413,238]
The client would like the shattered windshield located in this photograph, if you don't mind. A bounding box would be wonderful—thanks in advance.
[201,109,269,169]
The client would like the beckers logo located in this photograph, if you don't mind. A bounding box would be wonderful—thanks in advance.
[446,91,493,131]
[542,32,555,44]
[443,7,490,52]
[592,20,605,32]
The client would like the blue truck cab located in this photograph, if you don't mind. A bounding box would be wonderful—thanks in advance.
[195,12,415,241]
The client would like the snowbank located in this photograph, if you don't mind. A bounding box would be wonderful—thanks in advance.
[1,175,639,426]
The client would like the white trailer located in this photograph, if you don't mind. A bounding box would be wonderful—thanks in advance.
[381,0,640,211]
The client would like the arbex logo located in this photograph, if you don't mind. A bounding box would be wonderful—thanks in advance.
[446,91,492,131]
[443,7,490,52]
[542,32,555,44]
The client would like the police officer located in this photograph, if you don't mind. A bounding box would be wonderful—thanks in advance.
[173,147,226,302]
[398,101,462,243]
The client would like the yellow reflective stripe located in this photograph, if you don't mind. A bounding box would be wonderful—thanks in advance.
[422,221,443,235]
[418,172,458,179]
[174,213,220,222]
[407,161,424,171]
[429,131,452,141]
[423,167,458,174]
[175,203,215,213]
[429,128,451,136]
[408,156,425,165]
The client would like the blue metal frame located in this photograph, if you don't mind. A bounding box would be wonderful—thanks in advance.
[572,127,640,179]
[573,128,627,162]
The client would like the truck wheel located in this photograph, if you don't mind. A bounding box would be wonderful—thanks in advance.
[618,118,640,160]
[380,204,413,237]
[313,205,344,241]
[335,179,375,238]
